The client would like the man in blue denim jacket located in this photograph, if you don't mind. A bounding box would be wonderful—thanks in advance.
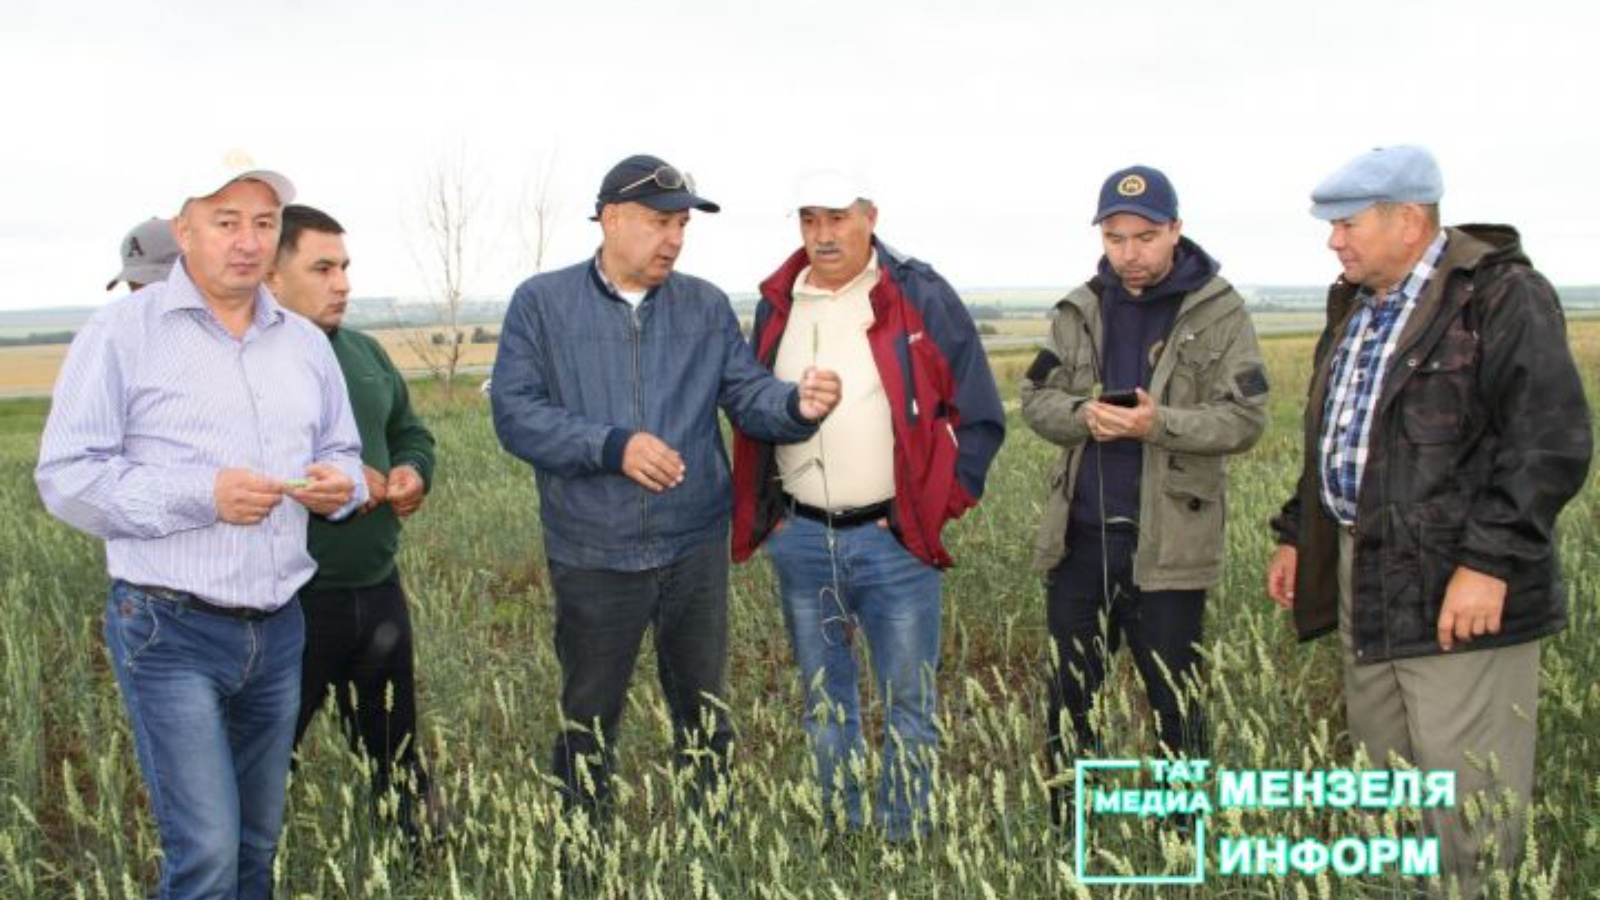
[492,154,841,816]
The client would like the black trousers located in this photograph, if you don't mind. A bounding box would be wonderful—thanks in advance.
[546,539,733,816]
[294,570,429,831]
[1045,525,1209,765]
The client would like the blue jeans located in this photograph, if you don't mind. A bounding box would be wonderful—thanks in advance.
[105,581,304,900]
[547,539,733,816]
[764,515,943,840]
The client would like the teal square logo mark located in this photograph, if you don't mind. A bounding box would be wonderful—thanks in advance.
[1074,759,1207,886]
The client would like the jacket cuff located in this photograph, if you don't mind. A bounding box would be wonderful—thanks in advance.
[1145,407,1174,447]
[602,428,634,473]
[1453,545,1514,582]
[786,386,814,425]
[392,458,432,491]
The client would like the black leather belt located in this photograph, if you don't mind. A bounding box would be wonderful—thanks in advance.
[785,496,892,529]
[127,582,276,621]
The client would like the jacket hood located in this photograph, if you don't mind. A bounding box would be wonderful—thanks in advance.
[1329,224,1529,302]
[1449,223,1529,269]
[1095,236,1220,304]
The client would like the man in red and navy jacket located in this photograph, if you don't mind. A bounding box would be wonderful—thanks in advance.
[731,171,1004,840]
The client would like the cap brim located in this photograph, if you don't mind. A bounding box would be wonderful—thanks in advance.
[1309,197,1376,221]
[793,193,863,213]
[107,261,174,291]
[639,192,720,214]
[1091,202,1174,225]
[193,170,297,206]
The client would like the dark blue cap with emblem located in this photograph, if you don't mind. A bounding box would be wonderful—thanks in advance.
[1093,165,1178,225]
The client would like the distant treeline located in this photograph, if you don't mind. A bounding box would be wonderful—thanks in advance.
[0,331,74,347]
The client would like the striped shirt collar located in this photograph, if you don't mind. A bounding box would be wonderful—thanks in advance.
[158,257,285,331]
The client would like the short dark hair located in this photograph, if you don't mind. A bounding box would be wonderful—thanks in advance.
[278,204,345,261]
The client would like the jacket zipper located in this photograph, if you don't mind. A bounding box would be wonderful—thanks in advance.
[1081,317,1102,383]
[631,305,647,548]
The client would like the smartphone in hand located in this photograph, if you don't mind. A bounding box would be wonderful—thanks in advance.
[1098,388,1139,408]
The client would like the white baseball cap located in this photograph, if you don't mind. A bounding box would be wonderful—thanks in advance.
[183,148,296,206]
[793,170,871,212]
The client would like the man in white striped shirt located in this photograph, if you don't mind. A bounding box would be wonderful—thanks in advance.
[36,151,365,900]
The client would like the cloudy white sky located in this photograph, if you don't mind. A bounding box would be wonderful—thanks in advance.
[1,0,1595,312]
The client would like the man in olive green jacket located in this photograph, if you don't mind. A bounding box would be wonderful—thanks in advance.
[1021,166,1267,820]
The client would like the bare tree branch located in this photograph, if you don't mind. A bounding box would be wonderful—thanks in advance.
[516,149,562,275]
[402,148,485,400]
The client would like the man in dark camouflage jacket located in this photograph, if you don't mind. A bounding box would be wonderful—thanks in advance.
[1267,145,1592,899]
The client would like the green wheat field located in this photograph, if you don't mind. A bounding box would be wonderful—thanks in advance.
[1,325,1596,899]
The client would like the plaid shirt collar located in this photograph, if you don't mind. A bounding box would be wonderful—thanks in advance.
[1316,229,1448,524]
[1353,230,1448,313]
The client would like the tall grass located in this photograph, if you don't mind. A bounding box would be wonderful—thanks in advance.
[0,326,1595,899]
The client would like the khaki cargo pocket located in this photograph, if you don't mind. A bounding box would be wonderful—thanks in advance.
[1166,337,1225,406]
[1156,457,1225,570]
[1033,453,1076,570]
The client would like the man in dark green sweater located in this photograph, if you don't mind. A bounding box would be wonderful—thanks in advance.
[267,204,439,845]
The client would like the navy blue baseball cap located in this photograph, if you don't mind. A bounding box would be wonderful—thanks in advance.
[592,154,720,220]
[1093,165,1178,225]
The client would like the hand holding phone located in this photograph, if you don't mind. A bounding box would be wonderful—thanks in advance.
[1086,387,1156,442]
[1097,388,1139,408]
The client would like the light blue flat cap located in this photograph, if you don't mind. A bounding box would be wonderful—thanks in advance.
[1310,145,1443,221]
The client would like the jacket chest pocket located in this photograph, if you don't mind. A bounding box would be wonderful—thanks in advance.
[1399,329,1479,445]
[1166,335,1224,405]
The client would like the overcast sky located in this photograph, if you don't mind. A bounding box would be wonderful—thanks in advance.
[1,0,1595,312]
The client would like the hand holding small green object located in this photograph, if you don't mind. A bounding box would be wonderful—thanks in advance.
[795,322,842,422]
[214,468,284,525]
[286,463,356,516]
